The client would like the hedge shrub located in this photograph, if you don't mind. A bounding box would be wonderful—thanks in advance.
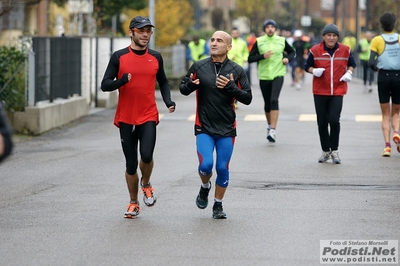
[0,46,26,112]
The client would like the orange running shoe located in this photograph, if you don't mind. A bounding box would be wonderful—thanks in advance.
[382,147,391,157]
[393,133,400,152]
[124,203,140,219]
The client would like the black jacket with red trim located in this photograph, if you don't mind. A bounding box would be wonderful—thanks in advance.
[180,57,252,137]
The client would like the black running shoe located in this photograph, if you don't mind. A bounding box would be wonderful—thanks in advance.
[196,182,211,209]
[212,202,227,219]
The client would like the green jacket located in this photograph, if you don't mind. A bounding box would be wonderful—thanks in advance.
[342,36,357,52]
[227,37,249,67]
[256,34,287,80]
[358,38,371,61]
[187,39,209,62]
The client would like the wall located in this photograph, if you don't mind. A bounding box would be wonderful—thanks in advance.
[12,96,89,135]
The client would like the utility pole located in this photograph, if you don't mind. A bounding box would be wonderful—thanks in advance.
[341,0,345,34]
[305,0,309,16]
[365,0,370,30]
[356,0,360,42]
[333,0,338,25]
[149,0,155,50]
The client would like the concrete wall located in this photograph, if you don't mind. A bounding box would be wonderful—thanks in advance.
[12,96,89,135]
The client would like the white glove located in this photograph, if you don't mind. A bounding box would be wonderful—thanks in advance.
[312,68,325,77]
[340,71,352,82]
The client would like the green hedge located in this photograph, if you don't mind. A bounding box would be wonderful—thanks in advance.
[0,46,26,112]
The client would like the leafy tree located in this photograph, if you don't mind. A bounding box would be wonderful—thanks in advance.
[122,0,194,46]
[51,0,146,35]
[235,0,311,33]
[0,0,42,17]
[52,0,145,14]
[0,0,14,17]
[368,0,400,32]
[93,0,146,34]
[234,0,324,36]
[234,0,276,34]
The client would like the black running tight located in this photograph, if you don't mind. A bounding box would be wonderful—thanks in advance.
[259,76,284,112]
[119,121,156,175]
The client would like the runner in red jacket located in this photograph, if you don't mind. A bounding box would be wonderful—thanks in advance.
[305,23,356,164]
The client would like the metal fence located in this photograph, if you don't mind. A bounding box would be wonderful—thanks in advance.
[32,37,82,103]
[27,37,185,108]
[157,45,186,78]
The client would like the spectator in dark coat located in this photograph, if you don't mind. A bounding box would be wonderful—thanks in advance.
[0,101,13,163]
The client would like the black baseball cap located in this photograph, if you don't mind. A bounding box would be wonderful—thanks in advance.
[129,16,154,29]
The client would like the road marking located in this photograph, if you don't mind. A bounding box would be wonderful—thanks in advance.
[243,114,318,121]
[160,114,382,122]
[243,114,264,121]
[298,114,317,121]
[355,115,382,122]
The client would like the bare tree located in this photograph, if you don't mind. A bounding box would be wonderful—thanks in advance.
[0,0,15,17]
[0,0,41,17]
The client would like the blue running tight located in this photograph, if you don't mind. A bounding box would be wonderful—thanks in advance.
[196,133,235,188]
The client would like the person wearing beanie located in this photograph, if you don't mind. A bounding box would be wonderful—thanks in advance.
[368,11,400,157]
[263,19,277,30]
[248,19,295,143]
[322,24,340,37]
[101,16,176,218]
[304,23,356,164]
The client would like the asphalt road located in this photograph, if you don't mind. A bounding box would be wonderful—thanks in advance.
[1,66,399,266]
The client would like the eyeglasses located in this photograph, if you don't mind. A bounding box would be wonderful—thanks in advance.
[132,28,153,34]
